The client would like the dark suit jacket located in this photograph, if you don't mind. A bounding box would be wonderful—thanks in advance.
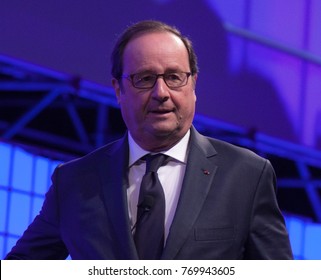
[6,127,293,259]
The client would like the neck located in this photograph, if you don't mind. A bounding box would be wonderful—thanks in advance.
[130,129,190,152]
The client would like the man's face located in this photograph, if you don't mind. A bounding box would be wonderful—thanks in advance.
[112,32,197,151]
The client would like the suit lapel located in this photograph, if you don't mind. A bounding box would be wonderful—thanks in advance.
[98,135,138,259]
[162,127,218,259]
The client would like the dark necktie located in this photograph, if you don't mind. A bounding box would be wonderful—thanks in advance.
[134,153,168,259]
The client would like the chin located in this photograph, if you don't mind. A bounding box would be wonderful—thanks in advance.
[148,124,182,137]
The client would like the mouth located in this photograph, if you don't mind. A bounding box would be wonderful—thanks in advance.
[148,107,175,114]
[151,109,172,114]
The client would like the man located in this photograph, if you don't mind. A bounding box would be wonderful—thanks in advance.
[5,20,293,259]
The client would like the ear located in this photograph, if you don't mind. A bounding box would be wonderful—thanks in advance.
[192,73,198,89]
[112,78,122,103]
[192,74,197,102]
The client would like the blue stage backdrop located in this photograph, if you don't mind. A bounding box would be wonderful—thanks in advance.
[0,0,320,149]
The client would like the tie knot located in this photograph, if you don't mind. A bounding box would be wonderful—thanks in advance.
[144,154,168,173]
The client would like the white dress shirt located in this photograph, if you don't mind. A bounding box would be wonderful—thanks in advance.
[127,130,190,241]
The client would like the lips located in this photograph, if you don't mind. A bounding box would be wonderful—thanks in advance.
[151,110,171,114]
[149,109,173,115]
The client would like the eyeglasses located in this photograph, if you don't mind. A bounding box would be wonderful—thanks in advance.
[120,72,192,89]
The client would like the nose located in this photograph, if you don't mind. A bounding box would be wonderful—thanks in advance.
[151,77,170,101]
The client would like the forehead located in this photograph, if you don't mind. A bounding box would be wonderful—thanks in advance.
[122,32,189,72]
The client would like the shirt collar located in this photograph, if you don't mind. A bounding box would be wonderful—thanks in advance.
[128,129,190,167]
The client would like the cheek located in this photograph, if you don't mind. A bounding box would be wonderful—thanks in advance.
[120,94,146,120]
[178,91,196,109]
[182,92,197,118]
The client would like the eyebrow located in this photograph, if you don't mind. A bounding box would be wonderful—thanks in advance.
[134,67,187,74]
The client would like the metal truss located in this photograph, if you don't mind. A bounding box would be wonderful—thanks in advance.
[1,54,321,222]
[0,54,124,159]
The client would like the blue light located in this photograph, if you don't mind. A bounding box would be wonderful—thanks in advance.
[34,156,50,195]
[8,193,31,236]
[0,190,7,232]
[0,143,11,187]
[304,224,321,259]
[286,216,304,258]
[11,148,33,192]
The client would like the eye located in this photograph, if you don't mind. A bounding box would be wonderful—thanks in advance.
[135,73,155,83]
[166,73,182,81]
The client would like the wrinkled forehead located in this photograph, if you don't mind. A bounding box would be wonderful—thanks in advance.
[122,32,190,72]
